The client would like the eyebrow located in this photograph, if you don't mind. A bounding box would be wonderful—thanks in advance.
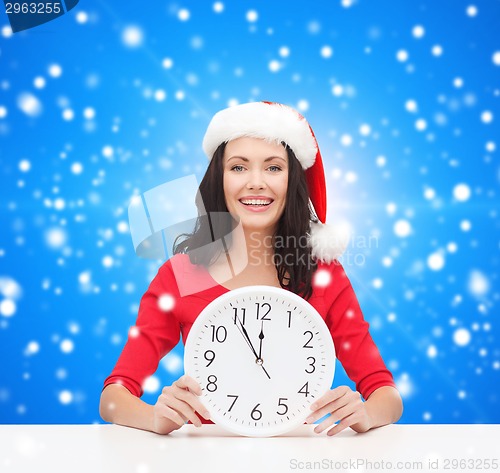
[227,155,287,163]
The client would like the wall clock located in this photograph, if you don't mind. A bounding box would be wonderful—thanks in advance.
[184,285,336,437]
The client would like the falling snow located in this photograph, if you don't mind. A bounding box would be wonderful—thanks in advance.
[313,269,332,288]
[122,26,144,48]
[17,93,42,117]
[0,0,498,428]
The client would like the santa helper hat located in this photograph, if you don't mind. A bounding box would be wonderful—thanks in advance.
[202,101,346,264]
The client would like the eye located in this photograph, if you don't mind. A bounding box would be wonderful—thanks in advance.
[268,165,282,172]
[230,165,245,172]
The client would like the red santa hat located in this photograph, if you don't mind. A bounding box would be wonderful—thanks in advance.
[202,101,346,263]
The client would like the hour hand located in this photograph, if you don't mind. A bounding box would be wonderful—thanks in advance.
[258,321,264,361]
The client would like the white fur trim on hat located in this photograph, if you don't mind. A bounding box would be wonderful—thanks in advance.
[309,221,348,263]
[202,102,318,170]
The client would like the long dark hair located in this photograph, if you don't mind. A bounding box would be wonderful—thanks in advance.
[173,141,319,300]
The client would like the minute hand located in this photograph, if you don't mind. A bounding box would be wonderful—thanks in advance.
[234,317,271,380]
[235,318,259,358]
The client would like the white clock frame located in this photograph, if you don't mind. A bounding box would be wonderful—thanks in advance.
[184,285,336,437]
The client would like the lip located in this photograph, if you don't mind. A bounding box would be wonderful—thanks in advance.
[239,196,274,201]
[238,198,274,213]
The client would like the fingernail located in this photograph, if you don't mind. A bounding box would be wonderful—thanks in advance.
[203,411,211,419]
[305,417,314,424]
[314,426,321,433]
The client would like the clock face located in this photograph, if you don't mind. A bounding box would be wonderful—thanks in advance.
[184,285,335,437]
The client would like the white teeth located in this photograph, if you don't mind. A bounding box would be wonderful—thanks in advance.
[240,199,272,206]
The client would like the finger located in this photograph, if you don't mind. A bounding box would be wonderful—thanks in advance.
[174,375,203,395]
[310,386,350,411]
[165,397,202,427]
[313,414,336,434]
[157,404,188,428]
[195,400,211,421]
[173,375,201,394]
[306,392,350,424]
[172,388,211,420]
[330,398,363,424]
[326,413,358,437]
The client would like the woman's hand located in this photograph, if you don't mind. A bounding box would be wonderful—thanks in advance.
[153,374,211,434]
[306,385,372,436]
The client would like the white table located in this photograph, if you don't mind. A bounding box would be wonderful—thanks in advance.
[0,424,499,473]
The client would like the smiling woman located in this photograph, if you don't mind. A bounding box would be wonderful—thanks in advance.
[100,101,402,437]
[223,137,289,234]
[171,118,319,298]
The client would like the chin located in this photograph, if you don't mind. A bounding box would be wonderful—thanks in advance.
[241,220,279,233]
[228,208,283,234]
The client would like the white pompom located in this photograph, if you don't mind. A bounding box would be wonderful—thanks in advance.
[309,221,349,263]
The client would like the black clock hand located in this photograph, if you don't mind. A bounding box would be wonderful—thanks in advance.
[234,317,259,358]
[255,322,271,379]
[258,321,264,360]
[234,319,258,357]
[234,316,271,380]
[260,364,271,380]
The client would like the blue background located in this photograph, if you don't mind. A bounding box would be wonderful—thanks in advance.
[0,0,499,425]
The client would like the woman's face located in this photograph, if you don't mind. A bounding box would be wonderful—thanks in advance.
[223,136,289,235]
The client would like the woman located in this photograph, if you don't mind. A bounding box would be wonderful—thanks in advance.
[100,101,403,436]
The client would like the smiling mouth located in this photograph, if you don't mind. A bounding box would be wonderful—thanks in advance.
[239,199,274,207]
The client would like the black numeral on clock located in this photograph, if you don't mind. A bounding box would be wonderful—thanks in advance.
[227,394,238,412]
[287,310,292,328]
[255,302,271,321]
[305,356,316,373]
[210,325,227,343]
[233,307,246,325]
[298,382,310,397]
[204,350,215,367]
[251,404,263,420]
[206,375,218,392]
[277,397,288,415]
[303,331,314,348]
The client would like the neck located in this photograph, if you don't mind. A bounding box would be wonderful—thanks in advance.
[245,228,276,267]
[220,225,277,272]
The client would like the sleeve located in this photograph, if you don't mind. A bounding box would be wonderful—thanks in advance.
[102,260,181,397]
[325,262,397,400]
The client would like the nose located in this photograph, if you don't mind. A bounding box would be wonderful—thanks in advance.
[246,169,267,189]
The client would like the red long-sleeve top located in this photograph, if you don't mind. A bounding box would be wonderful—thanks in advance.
[103,254,396,422]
